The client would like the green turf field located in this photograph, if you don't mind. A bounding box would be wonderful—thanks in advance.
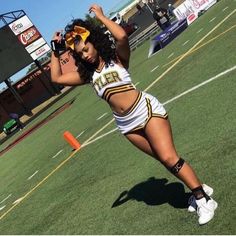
[0,1,236,234]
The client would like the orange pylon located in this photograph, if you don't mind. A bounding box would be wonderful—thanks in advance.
[63,131,81,150]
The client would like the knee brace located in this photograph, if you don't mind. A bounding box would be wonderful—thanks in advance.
[169,158,185,174]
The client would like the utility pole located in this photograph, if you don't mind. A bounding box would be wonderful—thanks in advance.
[4,79,32,115]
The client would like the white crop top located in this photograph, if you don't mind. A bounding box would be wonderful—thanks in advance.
[91,62,136,101]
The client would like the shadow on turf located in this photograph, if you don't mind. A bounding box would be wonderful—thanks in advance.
[111,177,192,209]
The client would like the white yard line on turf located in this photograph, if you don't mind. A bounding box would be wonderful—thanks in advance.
[197,28,203,34]
[0,206,6,211]
[76,130,85,138]
[167,52,174,58]
[82,118,115,146]
[163,65,236,105]
[0,194,12,204]
[82,128,118,147]
[97,112,107,120]
[82,65,236,147]
[134,82,140,86]
[52,149,63,159]
[13,197,24,205]
[27,170,39,180]
[182,40,190,46]
[210,17,216,22]
[151,65,159,72]
[222,6,229,12]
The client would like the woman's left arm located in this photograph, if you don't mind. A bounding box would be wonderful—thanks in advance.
[89,4,130,68]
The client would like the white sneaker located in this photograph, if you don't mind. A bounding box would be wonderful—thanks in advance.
[196,197,218,225]
[188,184,214,213]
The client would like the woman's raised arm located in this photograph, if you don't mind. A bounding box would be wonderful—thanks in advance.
[89,4,130,68]
[50,32,86,86]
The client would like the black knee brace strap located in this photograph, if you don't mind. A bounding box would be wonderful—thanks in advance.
[169,158,185,174]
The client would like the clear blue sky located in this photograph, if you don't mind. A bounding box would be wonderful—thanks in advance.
[0,0,131,90]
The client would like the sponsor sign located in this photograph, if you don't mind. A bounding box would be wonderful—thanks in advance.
[174,0,217,25]
[173,0,199,24]
[9,15,33,35]
[190,0,217,11]
[8,14,51,61]
[30,44,50,60]
[25,37,46,54]
[17,26,41,46]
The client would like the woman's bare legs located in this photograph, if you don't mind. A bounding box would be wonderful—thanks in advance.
[125,117,218,225]
[125,117,201,190]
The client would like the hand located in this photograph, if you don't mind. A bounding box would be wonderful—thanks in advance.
[89,4,105,20]
[52,30,63,42]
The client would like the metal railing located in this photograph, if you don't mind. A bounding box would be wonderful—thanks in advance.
[129,22,159,50]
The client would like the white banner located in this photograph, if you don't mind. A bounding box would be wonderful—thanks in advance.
[9,15,33,35]
[30,44,50,60]
[173,0,217,25]
[173,0,198,24]
[189,0,217,11]
[25,37,46,54]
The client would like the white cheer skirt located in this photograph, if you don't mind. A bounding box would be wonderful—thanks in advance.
[113,91,168,134]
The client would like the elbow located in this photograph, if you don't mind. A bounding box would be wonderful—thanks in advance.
[117,32,128,43]
[117,26,129,41]
[120,31,129,41]
[51,75,59,84]
[50,76,56,83]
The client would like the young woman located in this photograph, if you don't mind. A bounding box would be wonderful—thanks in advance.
[50,4,217,225]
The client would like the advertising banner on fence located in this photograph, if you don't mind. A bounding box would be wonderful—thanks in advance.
[148,19,188,57]
[173,0,217,25]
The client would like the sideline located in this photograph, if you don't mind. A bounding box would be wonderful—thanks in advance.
[0,9,235,221]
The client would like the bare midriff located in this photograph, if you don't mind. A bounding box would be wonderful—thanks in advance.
[108,89,140,115]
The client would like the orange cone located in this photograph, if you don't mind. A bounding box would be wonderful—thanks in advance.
[63,131,81,150]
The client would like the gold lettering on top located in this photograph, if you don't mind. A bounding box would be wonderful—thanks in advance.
[93,71,121,92]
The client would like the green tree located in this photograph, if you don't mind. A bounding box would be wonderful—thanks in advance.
[26,63,37,74]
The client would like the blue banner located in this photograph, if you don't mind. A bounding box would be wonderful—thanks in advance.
[148,19,188,57]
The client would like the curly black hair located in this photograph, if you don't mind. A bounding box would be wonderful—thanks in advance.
[64,19,117,83]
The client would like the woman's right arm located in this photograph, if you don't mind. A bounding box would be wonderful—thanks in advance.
[51,51,85,86]
[89,5,130,69]
[50,32,86,86]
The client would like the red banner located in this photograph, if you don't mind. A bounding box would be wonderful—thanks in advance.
[17,26,41,46]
